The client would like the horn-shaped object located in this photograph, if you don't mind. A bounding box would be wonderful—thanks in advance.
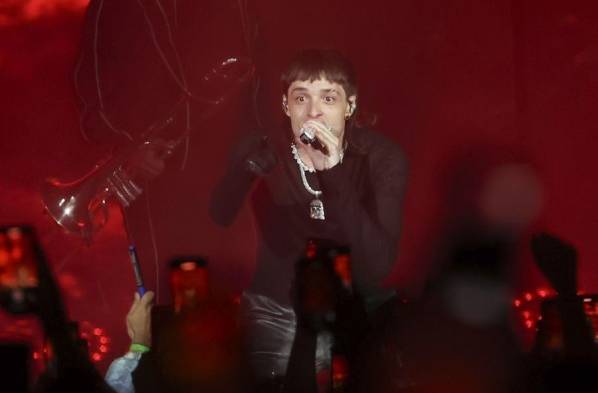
[42,57,254,240]
[41,151,148,240]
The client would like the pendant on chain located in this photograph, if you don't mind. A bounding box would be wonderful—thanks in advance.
[292,144,326,221]
[309,198,325,220]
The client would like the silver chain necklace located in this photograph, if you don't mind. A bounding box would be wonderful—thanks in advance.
[291,144,315,172]
[291,144,325,220]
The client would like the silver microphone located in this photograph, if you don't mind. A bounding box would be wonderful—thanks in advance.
[299,125,328,155]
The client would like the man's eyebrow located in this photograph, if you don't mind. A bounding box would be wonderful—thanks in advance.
[289,87,341,95]
[290,87,308,93]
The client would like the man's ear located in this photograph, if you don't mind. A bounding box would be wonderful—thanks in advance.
[346,95,357,117]
[282,95,290,117]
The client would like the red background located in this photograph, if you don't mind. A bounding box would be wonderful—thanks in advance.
[1,0,597,371]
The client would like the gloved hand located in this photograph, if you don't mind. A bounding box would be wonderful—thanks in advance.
[236,134,278,177]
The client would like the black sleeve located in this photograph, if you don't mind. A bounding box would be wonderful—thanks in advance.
[318,136,408,293]
[209,158,257,227]
[209,133,273,226]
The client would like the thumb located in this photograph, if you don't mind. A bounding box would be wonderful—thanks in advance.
[140,291,155,306]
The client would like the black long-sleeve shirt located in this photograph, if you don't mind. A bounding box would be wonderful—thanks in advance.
[210,126,408,306]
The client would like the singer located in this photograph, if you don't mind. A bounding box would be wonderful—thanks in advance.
[209,49,409,385]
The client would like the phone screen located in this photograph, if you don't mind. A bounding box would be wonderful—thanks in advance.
[0,226,40,313]
[169,257,209,313]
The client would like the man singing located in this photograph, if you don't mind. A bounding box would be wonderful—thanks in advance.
[210,48,409,385]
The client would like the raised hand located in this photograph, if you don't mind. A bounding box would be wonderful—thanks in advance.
[243,135,278,177]
[300,120,343,171]
[126,291,155,347]
[531,232,578,297]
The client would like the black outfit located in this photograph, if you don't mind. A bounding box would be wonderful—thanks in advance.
[210,125,408,383]
[210,125,408,307]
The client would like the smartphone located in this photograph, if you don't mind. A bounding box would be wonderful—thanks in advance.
[0,342,30,392]
[0,226,40,314]
[327,246,353,291]
[296,240,338,315]
[169,256,209,312]
[537,294,598,351]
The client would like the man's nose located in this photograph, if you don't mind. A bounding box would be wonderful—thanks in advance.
[307,100,323,118]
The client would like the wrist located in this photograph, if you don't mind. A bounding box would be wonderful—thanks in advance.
[130,331,151,347]
[129,343,151,353]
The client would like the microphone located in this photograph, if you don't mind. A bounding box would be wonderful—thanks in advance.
[299,125,329,155]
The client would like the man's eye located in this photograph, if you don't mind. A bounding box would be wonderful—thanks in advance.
[324,96,336,104]
[295,96,306,103]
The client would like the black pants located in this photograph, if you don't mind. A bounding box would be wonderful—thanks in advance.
[240,292,332,387]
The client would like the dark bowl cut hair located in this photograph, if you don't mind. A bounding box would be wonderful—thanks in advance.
[281,49,358,99]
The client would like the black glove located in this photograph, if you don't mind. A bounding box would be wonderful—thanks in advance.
[241,135,278,177]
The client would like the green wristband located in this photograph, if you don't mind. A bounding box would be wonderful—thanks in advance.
[130,343,150,353]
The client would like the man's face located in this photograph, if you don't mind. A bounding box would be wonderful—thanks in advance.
[283,78,355,144]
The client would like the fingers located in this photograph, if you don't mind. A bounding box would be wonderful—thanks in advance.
[300,120,344,170]
[128,290,154,313]
[244,143,278,176]
[126,291,154,345]
[304,120,335,137]
[140,291,155,306]
[303,120,340,149]
[128,292,140,313]
[303,121,341,166]
[315,130,339,151]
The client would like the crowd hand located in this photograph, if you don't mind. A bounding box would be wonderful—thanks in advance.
[531,232,578,297]
[301,120,343,171]
[126,291,155,347]
[242,135,278,176]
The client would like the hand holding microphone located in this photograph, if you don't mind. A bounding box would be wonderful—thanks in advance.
[298,120,344,170]
[299,124,329,155]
